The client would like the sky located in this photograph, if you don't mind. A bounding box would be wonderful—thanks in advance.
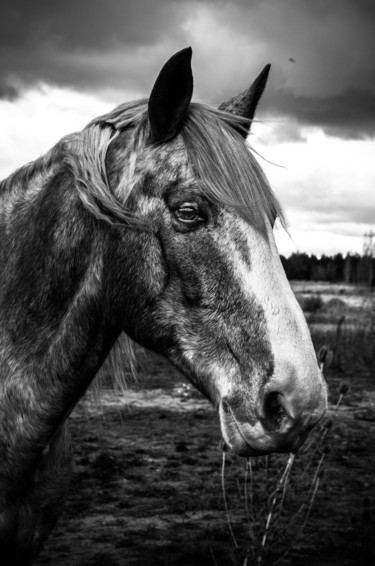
[0,0,374,256]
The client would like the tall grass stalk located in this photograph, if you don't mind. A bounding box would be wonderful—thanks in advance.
[256,454,295,565]
[273,475,321,566]
[221,450,239,549]
[244,459,256,547]
[221,366,349,566]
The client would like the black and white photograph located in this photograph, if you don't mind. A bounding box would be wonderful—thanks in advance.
[0,1,374,565]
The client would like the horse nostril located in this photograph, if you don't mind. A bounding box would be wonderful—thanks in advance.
[261,391,290,431]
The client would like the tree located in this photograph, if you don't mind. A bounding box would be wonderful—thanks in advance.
[362,231,375,286]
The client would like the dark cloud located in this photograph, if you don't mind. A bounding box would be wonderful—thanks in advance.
[197,0,375,139]
[0,83,19,101]
[0,0,186,95]
[263,89,375,140]
[0,0,374,138]
[0,0,180,50]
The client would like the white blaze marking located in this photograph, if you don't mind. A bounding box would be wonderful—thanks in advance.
[214,214,323,406]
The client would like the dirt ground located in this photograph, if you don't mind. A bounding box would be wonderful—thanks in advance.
[34,346,375,566]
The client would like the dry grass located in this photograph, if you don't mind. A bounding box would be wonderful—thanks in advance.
[293,282,375,372]
[220,379,349,566]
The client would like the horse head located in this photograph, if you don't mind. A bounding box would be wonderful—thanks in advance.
[102,48,327,456]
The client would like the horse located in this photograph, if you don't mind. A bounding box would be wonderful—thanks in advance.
[0,47,327,565]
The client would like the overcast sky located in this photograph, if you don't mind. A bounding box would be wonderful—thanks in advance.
[0,0,374,256]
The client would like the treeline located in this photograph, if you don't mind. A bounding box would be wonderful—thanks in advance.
[280,253,375,286]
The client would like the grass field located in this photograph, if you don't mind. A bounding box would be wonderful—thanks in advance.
[35,282,375,566]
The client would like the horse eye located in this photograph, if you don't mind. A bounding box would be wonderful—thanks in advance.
[174,204,201,224]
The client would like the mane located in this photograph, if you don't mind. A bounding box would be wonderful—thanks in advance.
[182,104,286,233]
[69,98,286,234]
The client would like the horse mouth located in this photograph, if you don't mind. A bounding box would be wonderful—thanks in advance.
[219,403,271,457]
[219,402,305,457]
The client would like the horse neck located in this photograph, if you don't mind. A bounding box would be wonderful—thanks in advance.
[0,160,120,478]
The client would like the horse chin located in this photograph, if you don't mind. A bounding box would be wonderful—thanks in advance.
[224,438,272,458]
[219,403,275,457]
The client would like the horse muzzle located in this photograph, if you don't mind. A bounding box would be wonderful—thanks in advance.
[219,379,328,457]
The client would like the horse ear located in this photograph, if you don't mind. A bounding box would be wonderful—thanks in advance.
[148,47,194,144]
[218,64,271,137]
